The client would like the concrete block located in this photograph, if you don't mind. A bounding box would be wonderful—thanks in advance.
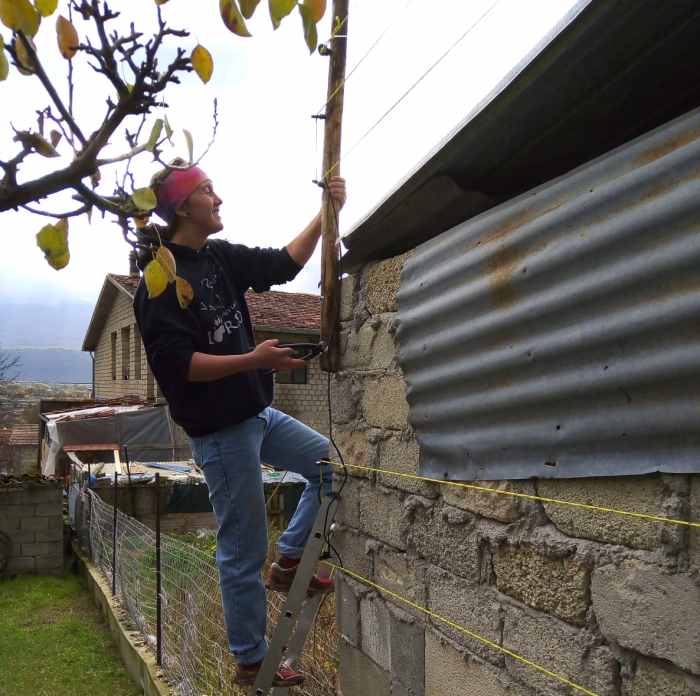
[425,630,512,696]
[336,476,366,528]
[390,605,425,696]
[537,475,668,550]
[20,516,48,532]
[339,638,391,696]
[2,504,35,518]
[374,544,428,610]
[379,436,437,498]
[340,274,357,322]
[441,480,530,524]
[426,565,501,664]
[690,474,699,570]
[21,541,52,556]
[35,527,63,543]
[503,605,617,696]
[331,373,360,425]
[35,503,61,517]
[592,560,700,674]
[364,252,412,315]
[624,657,700,696]
[334,428,377,480]
[362,376,410,431]
[35,554,63,573]
[493,544,589,625]
[335,525,372,580]
[6,556,35,572]
[337,576,367,646]
[0,516,20,532]
[360,485,408,549]
[342,318,397,372]
[361,593,392,670]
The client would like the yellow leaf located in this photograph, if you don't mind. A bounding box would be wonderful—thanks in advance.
[155,0,169,4]
[36,219,69,270]
[0,0,39,36]
[219,0,251,37]
[299,4,317,54]
[175,276,194,309]
[301,0,325,23]
[239,0,260,18]
[144,259,168,299]
[269,0,296,29]
[14,35,36,74]
[155,245,176,283]
[0,46,8,81]
[132,187,157,211]
[14,130,59,157]
[35,0,58,17]
[56,15,79,60]
[191,44,213,84]
[146,118,163,151]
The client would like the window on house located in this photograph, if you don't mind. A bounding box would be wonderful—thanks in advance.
[275,366,308,385]
[133,324,142,380]
[111,332,117,381]
[121,326,130,380]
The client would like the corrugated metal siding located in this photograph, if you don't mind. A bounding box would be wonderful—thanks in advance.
[398,107,700,480]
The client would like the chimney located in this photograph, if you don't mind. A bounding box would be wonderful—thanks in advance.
[128,250,140,277]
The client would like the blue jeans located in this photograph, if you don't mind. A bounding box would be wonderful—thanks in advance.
[189,407,331,665]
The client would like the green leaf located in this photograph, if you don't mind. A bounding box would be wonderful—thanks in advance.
[164,115,174,143]
[0,46,8,81]
[0,0,40,36]
[299,4,317,54]
[131,187,158,211]
[183,129,194,164]
[146,118,163,152]
[240,0,261,19]
[219,0,251,37]
[144,259,168,299]
[269,0,296,29]
[35,0,58,17]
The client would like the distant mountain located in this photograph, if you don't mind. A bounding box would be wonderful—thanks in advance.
[0,302,93,349]
[9,348,91,384]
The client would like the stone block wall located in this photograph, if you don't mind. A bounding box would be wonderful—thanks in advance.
[333,253,700,696]
[0,479,64,576]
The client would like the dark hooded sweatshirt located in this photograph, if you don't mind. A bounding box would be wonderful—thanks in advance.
[133,238,301,437]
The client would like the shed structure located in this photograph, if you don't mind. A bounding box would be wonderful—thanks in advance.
[332,1,700,694]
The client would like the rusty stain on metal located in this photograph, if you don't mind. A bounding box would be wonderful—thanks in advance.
[634,125,700,167]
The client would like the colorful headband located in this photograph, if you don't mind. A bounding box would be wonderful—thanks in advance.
[154,166,209,224]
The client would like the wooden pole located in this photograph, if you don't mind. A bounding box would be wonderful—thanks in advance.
[320,0,349,373]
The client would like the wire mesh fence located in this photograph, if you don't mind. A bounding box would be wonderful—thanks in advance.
[82,486,338,695]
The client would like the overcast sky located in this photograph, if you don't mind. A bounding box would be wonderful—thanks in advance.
[0,0,580,306]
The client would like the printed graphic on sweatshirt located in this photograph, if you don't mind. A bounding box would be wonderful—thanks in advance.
[199,263,245,345]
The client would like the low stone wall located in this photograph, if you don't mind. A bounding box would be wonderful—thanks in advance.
[333,253,700,696]
[0,478,64,576]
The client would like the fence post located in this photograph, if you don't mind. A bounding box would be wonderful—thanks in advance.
[155,472,162,666]
[112,469,118,596]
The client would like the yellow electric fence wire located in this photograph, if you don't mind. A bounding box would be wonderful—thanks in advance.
[330,461,700,529]
[324,561,600,696]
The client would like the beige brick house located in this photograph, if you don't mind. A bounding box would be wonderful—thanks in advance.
[82,273,328,436]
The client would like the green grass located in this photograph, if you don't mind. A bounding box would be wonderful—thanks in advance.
[0,574,141,696]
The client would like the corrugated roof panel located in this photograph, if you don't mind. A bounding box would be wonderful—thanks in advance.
[397,107,700,480]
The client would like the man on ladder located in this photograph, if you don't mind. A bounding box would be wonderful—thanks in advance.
[133,161,346,688]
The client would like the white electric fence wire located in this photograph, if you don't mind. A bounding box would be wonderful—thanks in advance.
[83,489,338,696]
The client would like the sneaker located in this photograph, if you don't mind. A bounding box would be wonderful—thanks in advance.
[236,661,305,687]
[266,561,335,595]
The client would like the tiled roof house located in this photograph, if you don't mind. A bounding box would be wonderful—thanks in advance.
[82,272,327,436]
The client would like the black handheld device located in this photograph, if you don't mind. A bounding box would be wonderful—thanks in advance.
[277,342,327,361]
